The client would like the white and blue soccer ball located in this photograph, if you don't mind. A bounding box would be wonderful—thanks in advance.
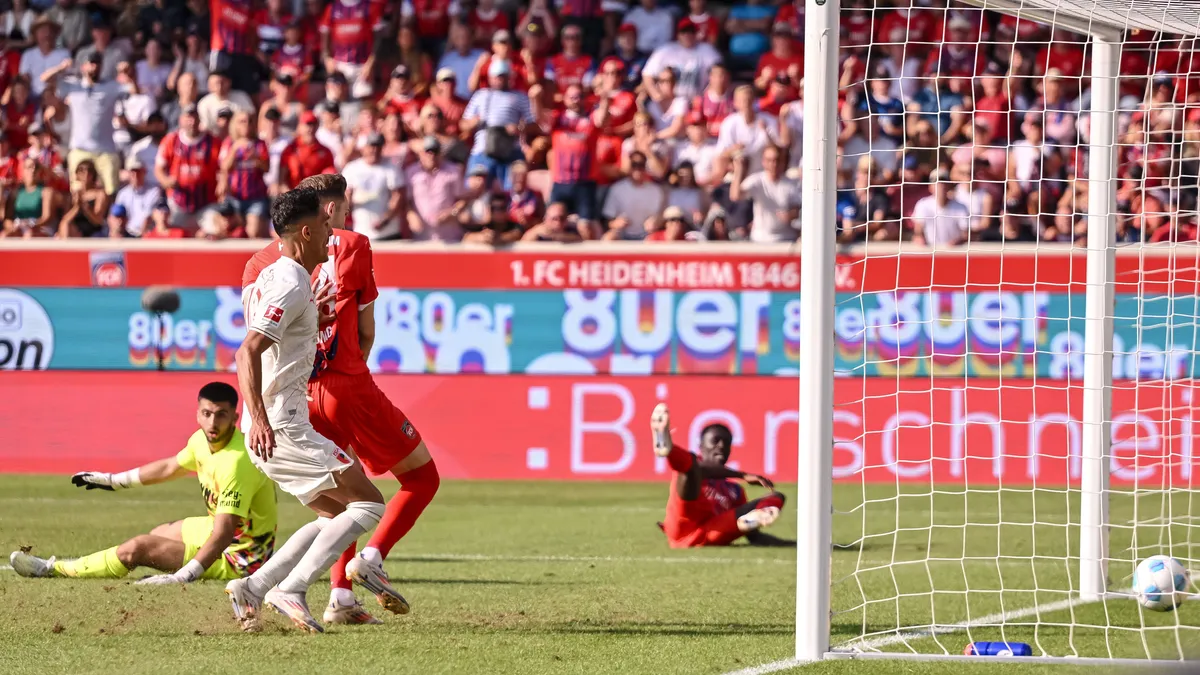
[1133,555,1191,612]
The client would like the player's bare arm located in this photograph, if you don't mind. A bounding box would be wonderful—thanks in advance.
[236,330,276,460]
[71,455,189,491]
[137,513,243,585]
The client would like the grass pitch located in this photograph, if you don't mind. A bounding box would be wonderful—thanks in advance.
[0,477,1196,675]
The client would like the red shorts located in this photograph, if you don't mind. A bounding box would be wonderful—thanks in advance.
[663,495,743,549]
[307,371,423,475]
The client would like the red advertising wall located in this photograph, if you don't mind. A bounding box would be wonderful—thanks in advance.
[3,372,1197,486]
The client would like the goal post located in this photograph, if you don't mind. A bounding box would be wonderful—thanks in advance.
[793,0,1200,665]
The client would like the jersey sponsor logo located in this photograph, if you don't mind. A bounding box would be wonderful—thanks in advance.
[401,420,416,439]
[263,304,284,324]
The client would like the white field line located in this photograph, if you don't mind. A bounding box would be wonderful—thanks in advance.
[722,596,1094,675]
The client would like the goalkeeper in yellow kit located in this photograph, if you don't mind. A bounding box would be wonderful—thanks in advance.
[9,382,278,584]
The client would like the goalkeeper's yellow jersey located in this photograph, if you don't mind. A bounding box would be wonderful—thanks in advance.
[175,429,277,573]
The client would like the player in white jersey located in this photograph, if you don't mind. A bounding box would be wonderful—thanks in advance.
[226,187,401,633]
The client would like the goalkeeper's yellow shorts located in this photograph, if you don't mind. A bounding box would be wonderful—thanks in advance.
[180,516,244,581]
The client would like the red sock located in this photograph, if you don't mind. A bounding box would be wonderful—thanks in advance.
[331,541,355,590]
[666,445,694,473]
[366,460,440,558]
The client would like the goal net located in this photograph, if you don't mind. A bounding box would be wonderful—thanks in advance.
[800,0,1200,663]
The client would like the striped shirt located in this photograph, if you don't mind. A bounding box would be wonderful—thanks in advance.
[271,43,313,77]
[692,91,734,139]
[211,0,257,55]
[320,0,382,66]
[221,137,270,201]
[463,88,535,156]
[158,131,220,213]
[549,110,597,184]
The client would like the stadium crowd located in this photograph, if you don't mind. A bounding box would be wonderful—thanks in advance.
[0,0,1191,244]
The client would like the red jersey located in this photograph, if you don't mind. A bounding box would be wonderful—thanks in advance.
[775,3,803,38]
[220,137,270,201]
[688,13,721,44]
[3,99,38,149]
[549,109,599,184]
[839,9,871,47]
[598,90,637,134]
[383,93,425,129]
[469,7,510,48]
[665,478,746,528]
[242,229,379,379]
[158,131,220,213]
[279,138,336,188]
[272,42,315,77]
[17,146,66,191]
[756,52,803,84]
[408,0,452,40]
[320,0,383,65]
[211,0,257,55]
[691,90,733,138]
[478,54,531,91]
[545,53,594,91]
[591,134,622,185]
[428,93,466,135]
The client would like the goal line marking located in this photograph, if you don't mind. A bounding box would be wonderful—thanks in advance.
[720,596,1093,675]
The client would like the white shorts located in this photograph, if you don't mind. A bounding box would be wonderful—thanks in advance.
[250,421,356,505]
[334,60,374,99]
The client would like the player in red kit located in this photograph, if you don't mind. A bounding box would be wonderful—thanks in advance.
[651,404,793,548]
[241,173,438,624]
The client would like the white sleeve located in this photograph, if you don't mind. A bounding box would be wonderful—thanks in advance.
[246,274,306,343]
[715,118,733,151]
[643,47,664,78]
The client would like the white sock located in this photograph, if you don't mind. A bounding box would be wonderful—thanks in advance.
[278,502,384,594]
[330,587,357,606]
[245,518,327,598]
[360,546,383,566]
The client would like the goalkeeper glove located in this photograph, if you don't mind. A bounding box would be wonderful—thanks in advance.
[70,469,141,491]
[135,560,205,585]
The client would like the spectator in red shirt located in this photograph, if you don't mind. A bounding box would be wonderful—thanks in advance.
[320,0,384,99]
[255,0,293,58]
[271,21,315,87]
[155,105,220,231]
[1150,213,1198,244]
[378,64,424,136]
[774,0,803,39]
[471,31,529,92]
[209,0,261,95]
[468,0,510,50]
[974,63,1011,142]
[545,83,608,235]
[755,23,802,93]
[692,62,733,139]
[518,20,550,89]
[428,68,467,136]
[277,110,336,190]
[757,73,796,116]
[218,110,271,237]
[546,25,595,105]
[686,0,720,45]
[402,0,454,53]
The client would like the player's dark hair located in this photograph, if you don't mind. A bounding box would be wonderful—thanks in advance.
[270,186,322,236]
[198,382,238,407]
[296,173,348,202]
[701,423,733,441]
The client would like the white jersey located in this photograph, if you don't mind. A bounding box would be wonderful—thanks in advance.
[244,256,318,426]
[642,42,722,100]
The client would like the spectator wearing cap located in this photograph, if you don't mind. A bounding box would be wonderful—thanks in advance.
[642,66,689,138]
[723,0,775,72]
[692,62,733,138]
[74,16,128,82]
[140,200,178,238]
[125,112,167,189]
[404,135,465,241]
[622,0,672,54]
[438,21,484,100]
[155,104,220,231]
[105,203,129,238]
[516,20,551,88]
[41,50,123,194]
[343,131,405,240]
[602,150,666,240]
[604,24,647,91]
[319,0,385,100]
[270,21,315,87]
[545,24,594,105]
[467,0,510,51]
[59,159,110,238]
[462,58,541,187]
[41,0,86,53]
[2,157,56,238]
[544,83,607,235]
[645,205,697,242]
[208,0,260,95]
[389,25,433,97]
[399,0,454,54]
[217,110,270,237]
[643,17,721,101]
[516,0,559,49]
[379,64,423,135]
[470,30,525,92]
[713,84,780,178]
[911,170,971,246]
[135,39,172,101]
[199,200,244,240]
[18,15,68,97]
[521,201,584,242]
[212,106,235,142]
[428,68,467,136]
[463,190,523,245]
[198,70,254,133]
[685,0,720,45]
[673,111,718,185]
[754,23,802,94]
[261,72,304,134]
[730,144,800,243]
[113,155,161,237]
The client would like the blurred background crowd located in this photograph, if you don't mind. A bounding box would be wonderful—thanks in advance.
[0,0,1192,244]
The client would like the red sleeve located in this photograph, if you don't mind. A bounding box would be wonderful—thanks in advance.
[158,132,176,171]
[350,237,379,306]
[255,139,269,163]
[279,144,296,185]
[319,4,333,34]
[218,136,232,164]
[242,255,263,288]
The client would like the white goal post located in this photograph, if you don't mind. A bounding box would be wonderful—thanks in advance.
[795,0,1200,666]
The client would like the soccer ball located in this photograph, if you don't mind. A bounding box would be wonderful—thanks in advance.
[1133,555,1191,612]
